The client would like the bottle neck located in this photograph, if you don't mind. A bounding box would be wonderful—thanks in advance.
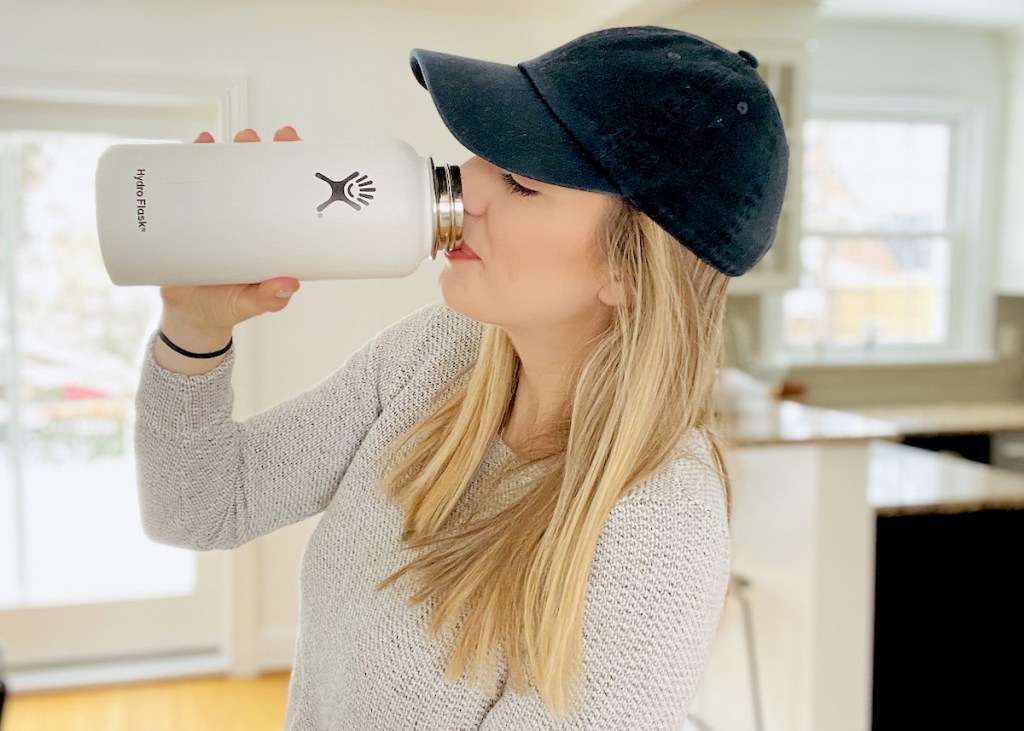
[430,159,463,258]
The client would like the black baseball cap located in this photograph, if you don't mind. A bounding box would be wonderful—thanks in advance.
[410,25,789,277]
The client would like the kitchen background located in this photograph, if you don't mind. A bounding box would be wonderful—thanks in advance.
[1,0,1023,729]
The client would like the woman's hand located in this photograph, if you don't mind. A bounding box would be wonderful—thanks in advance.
[159,126,304,334]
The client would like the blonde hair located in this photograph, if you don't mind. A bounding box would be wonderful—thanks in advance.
[373,196,734,718]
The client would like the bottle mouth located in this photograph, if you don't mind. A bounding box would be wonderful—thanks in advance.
[430,158,463,258]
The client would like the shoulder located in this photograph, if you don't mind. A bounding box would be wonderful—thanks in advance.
[590,428,731,585]
[580,430,732,669]
[372,299,482,354]
[370,299,448,346]
[617,428,728,526]
[370,299,485,407]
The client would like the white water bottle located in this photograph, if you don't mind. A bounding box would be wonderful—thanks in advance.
[94,138,463,286]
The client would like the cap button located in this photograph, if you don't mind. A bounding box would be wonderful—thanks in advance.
[737,49,759,68]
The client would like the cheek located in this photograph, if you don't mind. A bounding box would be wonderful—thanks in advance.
[496,218,602,311]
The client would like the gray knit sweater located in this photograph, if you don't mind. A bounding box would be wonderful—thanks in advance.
[134,300,731,730]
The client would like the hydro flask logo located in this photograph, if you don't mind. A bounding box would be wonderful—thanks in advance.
[315,171,376,213]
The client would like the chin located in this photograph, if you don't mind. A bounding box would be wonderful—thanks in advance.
[438,287,496,328]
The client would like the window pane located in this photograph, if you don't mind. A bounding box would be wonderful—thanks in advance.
[782,287,828,346]
[803,119,949,234]
[1,130,194,609]
[784,234,951,350]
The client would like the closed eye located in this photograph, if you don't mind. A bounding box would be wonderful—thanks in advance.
[501,172,539,197]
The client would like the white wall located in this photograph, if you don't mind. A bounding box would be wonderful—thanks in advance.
[663,0,819,45]
[810,18,1006,95]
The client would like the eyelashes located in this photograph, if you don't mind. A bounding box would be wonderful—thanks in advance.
[501,172,539,197]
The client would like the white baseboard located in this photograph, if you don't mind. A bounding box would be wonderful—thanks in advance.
[4,626,298,694]
[6,648,233,694]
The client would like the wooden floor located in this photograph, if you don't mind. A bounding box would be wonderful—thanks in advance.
[3,671,292,731]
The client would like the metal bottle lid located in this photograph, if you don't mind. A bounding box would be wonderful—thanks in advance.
[430,159,464,257]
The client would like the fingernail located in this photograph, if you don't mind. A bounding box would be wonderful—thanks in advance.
[275,289,294,298]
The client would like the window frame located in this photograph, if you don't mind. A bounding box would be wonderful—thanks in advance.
[760,92,997,367]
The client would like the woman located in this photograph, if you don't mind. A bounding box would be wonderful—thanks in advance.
[140,25,788,730]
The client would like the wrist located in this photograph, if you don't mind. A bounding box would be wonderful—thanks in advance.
[159,311,233,353]
[154,311,234,375]
[158,330,232,359]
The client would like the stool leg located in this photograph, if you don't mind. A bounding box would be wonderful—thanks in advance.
[732,573,765,731]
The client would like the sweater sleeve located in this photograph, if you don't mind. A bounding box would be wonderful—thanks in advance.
[133,302,438,551]
[477,476,732,730]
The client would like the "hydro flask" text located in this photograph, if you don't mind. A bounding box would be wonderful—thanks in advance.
[135,169,147,232]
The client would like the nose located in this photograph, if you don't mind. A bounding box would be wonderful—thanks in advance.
[457,156,489,218]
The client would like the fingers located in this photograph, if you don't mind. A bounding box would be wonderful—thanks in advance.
[194,127,301,143]
[269,276,300,293]
[273,126,302,142]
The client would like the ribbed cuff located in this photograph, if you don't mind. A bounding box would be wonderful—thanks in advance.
[136,328,236,436]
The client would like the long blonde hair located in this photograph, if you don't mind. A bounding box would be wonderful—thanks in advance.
[373,196,734,717]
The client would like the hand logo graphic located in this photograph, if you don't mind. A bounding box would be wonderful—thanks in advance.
[315,171,376,212]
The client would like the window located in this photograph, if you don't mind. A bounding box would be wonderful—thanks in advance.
[0,68,241,687]
[762,95,994,366]
[0,130,193,609]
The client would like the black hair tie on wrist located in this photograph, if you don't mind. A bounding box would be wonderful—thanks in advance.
[159,329,233,359]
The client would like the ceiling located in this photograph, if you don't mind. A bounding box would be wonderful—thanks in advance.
[357,0,1024,31]
[819,0,1024,30]
[358,0,700,24]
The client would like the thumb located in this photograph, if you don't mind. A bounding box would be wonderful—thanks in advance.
[250,278,300,315]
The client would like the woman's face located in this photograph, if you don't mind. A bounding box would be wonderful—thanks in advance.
[439,155,621,332]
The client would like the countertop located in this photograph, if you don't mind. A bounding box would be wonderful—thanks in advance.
[869,439,1024,516]
[722,399,904,447]
[843,400,1024,435]
[721,397,1024,515]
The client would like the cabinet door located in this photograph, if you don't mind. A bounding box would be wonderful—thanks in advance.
[899,432,993,465]
[874,508,1024,729]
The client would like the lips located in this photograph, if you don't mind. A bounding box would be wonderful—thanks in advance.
[452,241,479,258]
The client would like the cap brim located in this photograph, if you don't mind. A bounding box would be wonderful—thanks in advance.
[409,48,616,194]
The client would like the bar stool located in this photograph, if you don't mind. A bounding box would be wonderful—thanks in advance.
[687,572,765,731]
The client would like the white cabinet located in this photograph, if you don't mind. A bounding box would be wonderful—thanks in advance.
[998,31,1024,296]
[688,440,876,731]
